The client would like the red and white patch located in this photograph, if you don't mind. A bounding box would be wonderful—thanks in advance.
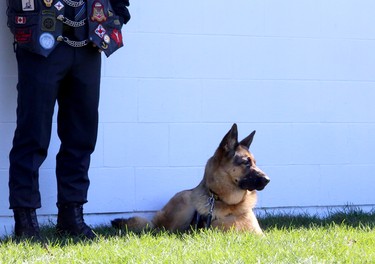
[94,24,106,38]
[110,29,123,47]
[15,16,27,24]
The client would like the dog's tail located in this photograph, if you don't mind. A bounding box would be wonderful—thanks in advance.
[111,216,154,233]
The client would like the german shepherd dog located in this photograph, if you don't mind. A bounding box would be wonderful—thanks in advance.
[112,124,270,234]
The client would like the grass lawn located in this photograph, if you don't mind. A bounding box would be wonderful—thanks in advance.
[1,208,374,263]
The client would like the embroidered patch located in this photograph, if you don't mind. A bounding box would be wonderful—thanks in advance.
[22,0,35,11]
[41,10,56,31]
[103,34,110,44]
[15,16,27,25]
[44,0,53,7]
[15,29,32,43]
[42,16,56,31]
[91,1,107,22]
[110,29,122,47]
[39,33,55,49]
[101,41,108,50]
[94,24,106,38]
[54,1,64,11]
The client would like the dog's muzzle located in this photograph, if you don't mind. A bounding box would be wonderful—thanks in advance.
[238,167,270,191]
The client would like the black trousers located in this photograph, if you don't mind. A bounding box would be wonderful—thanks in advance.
[9,43,101,209]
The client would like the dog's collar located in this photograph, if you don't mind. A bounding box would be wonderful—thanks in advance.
[208,189,221,201]
[193,189,218,230]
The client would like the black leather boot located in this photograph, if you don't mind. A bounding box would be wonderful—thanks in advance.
[56,203,96,239]
[13,208,41,240]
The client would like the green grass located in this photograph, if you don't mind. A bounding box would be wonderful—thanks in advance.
[1,208,374,263]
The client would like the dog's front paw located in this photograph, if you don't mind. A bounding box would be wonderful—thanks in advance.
[111,218,127,229]
[111,216,153,233]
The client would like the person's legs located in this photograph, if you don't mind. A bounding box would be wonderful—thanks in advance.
[9,46,70,238]
[55,45,101,239]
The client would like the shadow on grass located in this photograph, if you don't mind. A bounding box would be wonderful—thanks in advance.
[259,207,375,230]
[0,225,120,245]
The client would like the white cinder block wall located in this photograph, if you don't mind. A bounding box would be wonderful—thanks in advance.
[1,0,375,236]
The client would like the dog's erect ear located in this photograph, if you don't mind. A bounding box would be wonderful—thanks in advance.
[219,123,239,156]
[239,130,256,149]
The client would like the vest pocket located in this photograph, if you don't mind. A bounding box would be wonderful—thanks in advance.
[9,12,40,53]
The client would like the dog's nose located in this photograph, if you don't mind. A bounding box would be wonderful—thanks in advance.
[263,176,270,184]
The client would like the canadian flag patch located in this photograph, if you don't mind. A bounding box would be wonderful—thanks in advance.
[15,16,27,24]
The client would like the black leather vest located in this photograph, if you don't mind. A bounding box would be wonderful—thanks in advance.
[7,0,124,57]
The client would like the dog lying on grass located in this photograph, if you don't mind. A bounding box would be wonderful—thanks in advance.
[112,124,270,234]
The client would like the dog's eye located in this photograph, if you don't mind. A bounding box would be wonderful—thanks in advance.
[240,158,250,167]
[234,156,251,167]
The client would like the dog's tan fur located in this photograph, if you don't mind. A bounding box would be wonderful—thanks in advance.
[112,124,270,234]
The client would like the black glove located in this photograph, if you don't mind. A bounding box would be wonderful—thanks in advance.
[110,0,131,25]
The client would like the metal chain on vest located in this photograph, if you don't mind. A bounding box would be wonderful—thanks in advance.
[57,36,88,47]
[62,0,85,7]
[57,15,86,27]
